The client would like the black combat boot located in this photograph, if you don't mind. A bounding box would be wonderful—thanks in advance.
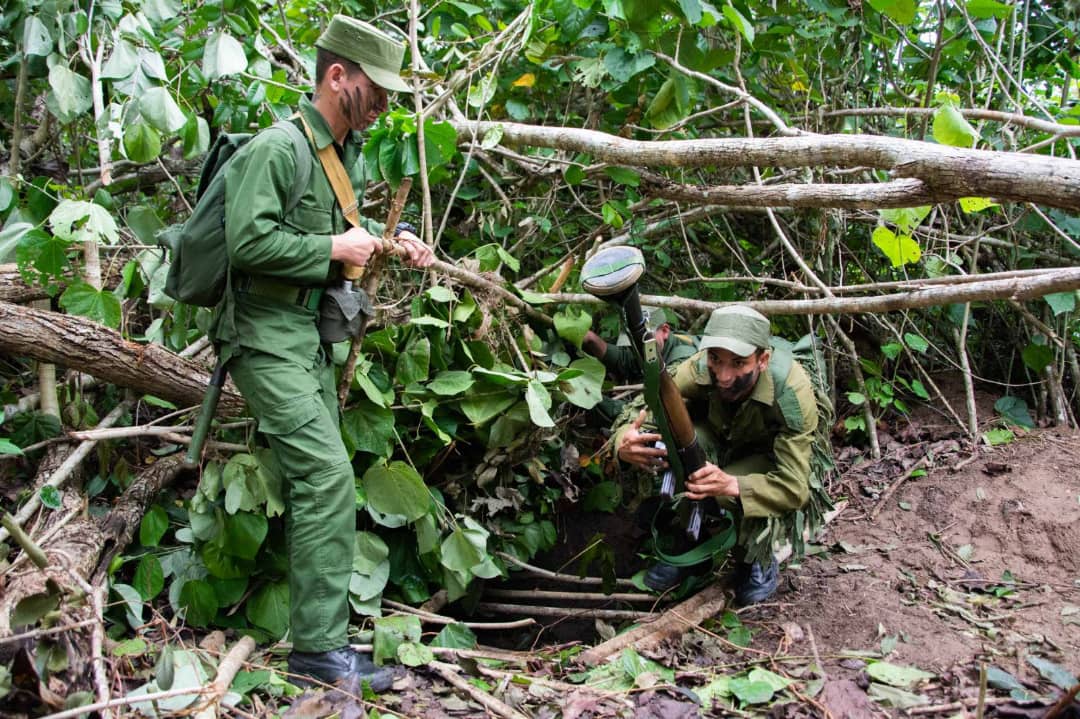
[733,556,779,606]
[287,647,394,691]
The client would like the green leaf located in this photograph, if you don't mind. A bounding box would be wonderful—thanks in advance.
[1043,291,1077,316]
[373,615,422,665]
[994,395,1034,429]
[124,123,162,164]
[423,120,458,168]
[350,531,390,601]
[983,427,1015,446]
[601,202,623,229]
[203,31,247,80]
[362,461,431,521]
[23,15,54,58]
[903,333,929,353]
[747,668,791,692]
[47,65,92,123]
[397,642,435,667]
[140,505,169,547]
[181,115,210,159]
[866,661,935,688]
[603,48,656,83]
[525,379,555,428]
[0,438,23,456]
[245,580,289,637]
[102,40,139,80]
[959,197,998,213]
[343,400,395,457]
[604,166,641,187]
[179,579,217,627]
[966,0,1013,19]
[679,0,703,24]
[396,336,431,385]
[730,678,774,704]
[11,588,60,628]
[559,356,605,409]
[427,370,475,396]
[39,485,61,510]
[933,104,979,148]
[141,0,181,22]
[480,125,504,150]
[867,682,929,708]
[60,281,122,327]
[440,527,486,575]
[722,3,755,45]
[133,554,165,600]
[878,205,931,234]
[866,0,917,24]
[112,638,149,657]
[871,226,922,267]
[1021,342,1054,372]
[432,623,477,649]
[554,306,592,349]
[139,87,188,134]
[564,165,586,185]
[50,200,120,245]
[1026,655,1077,691]
[0,178,14,213]
[223,512,268,560]
[460,382,518,426]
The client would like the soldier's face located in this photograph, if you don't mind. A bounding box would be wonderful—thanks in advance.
[339,69,388,132]
[706,348,769,402]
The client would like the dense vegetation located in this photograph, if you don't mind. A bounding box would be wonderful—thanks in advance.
[1,0,1078,712]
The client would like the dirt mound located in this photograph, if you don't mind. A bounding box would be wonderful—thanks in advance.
[779,426,1080,679]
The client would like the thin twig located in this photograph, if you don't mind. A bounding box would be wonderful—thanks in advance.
[193,636,256,719]
[496,552,638,590]
[428,660,531,719]
[870,455,931,520]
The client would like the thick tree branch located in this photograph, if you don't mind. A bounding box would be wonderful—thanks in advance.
[452,121,1080,211]
[0,301,245,414]
[822,106,1080,138]
[543,267,1080,317]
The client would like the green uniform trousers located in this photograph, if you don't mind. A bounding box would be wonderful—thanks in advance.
[229,348,353,653]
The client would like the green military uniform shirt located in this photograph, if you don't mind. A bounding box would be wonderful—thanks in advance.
[601,332,699,383]
[210,96,383,364]
[614,347,816,520]
[672,349,815,518]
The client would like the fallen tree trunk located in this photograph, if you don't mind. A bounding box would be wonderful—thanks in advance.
[0,300,244,415]
[0,263,126,304]
[0,454,185,637]
[453,121,1080,212]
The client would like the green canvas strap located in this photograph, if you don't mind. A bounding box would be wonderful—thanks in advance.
[235,276,323,310]
[650,505,737,567]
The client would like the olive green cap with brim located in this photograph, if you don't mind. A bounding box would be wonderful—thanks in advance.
[616,306,670,346]
[698,306,771,357]
[316,16,412,93]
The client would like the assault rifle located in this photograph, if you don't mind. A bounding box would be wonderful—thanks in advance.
[581,246,706,540]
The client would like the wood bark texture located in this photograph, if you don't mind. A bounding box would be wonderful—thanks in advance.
[0,300,244,415]
[454,121,1080,212]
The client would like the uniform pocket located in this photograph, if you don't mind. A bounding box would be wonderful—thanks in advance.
[285,201,335,235]
[257,394,322,436]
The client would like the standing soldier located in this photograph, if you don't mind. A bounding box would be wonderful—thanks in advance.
[209,16,433,690]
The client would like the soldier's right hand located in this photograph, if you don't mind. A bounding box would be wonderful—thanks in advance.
[330,226,381,267]
[617,409,668,471]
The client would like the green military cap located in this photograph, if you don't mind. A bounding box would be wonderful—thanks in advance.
[616,305,670,346]
[699,305,771,357]
[316,16,412,93]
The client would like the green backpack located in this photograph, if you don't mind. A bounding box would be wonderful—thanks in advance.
[157,120,312,306]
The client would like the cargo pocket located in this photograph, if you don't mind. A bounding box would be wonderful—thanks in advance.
[257,394,322,436]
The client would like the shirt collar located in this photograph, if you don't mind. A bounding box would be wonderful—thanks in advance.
[298,95,364,151]
[747,363,775,406]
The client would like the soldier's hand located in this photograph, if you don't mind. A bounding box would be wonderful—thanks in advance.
[685,462,739,500]
[392,231,434,268]
[330,226,381,267]
[617,409,667,471]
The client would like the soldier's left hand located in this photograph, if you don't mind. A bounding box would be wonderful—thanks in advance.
[685,462,739,500]
[393,231,434,268]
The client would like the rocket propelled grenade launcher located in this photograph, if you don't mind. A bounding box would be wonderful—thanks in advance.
[581,246,706,541]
